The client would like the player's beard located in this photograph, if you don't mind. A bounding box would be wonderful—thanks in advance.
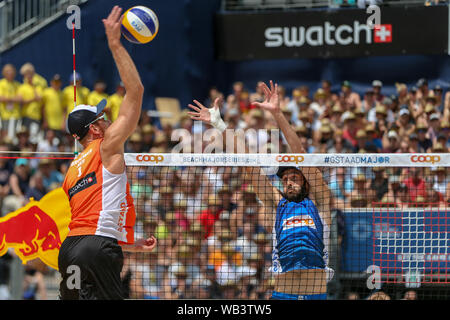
[282,184,309,203]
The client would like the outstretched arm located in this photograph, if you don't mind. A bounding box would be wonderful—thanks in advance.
[187,98,282,209]
[252,81,331,219]
[101,6,144,171]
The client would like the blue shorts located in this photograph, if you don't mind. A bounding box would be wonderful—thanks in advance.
[270,291,327,300]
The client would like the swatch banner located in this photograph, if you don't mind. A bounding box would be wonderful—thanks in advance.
[215,6,448,60]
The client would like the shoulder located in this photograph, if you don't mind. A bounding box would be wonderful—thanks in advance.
[17,83,29,92]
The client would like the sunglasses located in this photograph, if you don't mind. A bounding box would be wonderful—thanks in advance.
[84,113,108,128]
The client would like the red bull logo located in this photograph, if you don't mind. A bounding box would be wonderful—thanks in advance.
[0,206,62,257]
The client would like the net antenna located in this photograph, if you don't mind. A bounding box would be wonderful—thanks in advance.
[72,21,78,156]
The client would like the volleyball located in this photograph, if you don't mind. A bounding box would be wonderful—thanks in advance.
[121,6,159,44]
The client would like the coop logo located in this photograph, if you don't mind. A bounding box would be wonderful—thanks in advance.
[411,155,441,164]
[265,22,392,48]
[276,155,305,164]
[136,154,164,163]
[282,215,316,230]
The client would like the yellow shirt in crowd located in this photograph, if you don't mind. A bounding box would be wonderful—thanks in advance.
[87,91,109,108]
[107,93,123,122]
[63,85,90,114]
[32,73,48,90]
[18,83,43,121]
[42,87,64,131]
[0,78,21,120]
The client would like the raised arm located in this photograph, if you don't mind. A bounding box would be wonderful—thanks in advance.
[101,6,144,166]
[252,81,331,217]
[187,98,282,209]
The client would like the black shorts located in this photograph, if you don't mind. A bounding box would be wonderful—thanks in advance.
[58,235,124,300]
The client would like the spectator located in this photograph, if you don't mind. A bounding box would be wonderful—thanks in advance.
[87,79,108,107]
[107,82,125,122]
[249,81,265,103]
[381,130,400,153]
[346,292,360,300]
[230,221,259,261]
[42,74,64,136]
[329,167,352,204]
[0,251,12,300]
[141,124,155,151]
[347,174,374,207]
[0,64,21,139]
[367,291,391,300]
[286,88,309,125]
[329,104,343,127]
[37,159,63,191]
[428,113,441,143]
[199,194,223,239]
[37,130,59,154]
[245,109,268,152]
[371,80,384,102]
[18,63,43,141]
[216,243,240,287]
[328,132,353,153]
[437,124,450,148]
[408,133,421,153]
[276,84,290,109]
[361,89,376,113]
[25,172,46,201]
[339,81,362,110]
[403,167,427,202]
[341,112,358,148]
[0,145,13,214]
[416,122,433,151]
[205,86,224,110]
[403,290,418,300]
[370,167,389,201]
[22,259,48,300]
[62,72,90,115]
[19,62,47,90]
[365,123,382,151]
[226,81,250,115]
[310,88,328,118]
[2,158,30,215]
[396,108,415,138]
[320,80,338,104]
[126,132,144,153]
[396,83,409,106]
[416,78,429,102]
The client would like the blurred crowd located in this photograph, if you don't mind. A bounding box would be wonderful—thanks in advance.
[0,61,449,299]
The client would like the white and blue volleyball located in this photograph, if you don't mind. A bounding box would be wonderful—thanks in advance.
[121,6,159,44]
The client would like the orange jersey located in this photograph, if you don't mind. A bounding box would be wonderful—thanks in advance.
[62,139,135,244]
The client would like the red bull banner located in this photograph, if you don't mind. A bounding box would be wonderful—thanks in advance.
[0,188,70,270]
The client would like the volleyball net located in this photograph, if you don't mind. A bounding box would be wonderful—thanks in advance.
[123,153,450,300]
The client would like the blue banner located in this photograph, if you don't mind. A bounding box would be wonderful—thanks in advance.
[342,209,450,274]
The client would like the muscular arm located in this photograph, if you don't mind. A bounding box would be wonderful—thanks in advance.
[253,82,332,225]
[100,6,144,173]
[187,99,282,210]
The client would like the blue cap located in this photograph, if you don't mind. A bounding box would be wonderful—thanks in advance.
[15,158,28,166]
[69,72,82,83]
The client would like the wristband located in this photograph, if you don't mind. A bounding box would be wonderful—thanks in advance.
[208,107,227,132]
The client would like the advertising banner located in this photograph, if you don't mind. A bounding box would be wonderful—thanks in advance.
[215,6,448,60]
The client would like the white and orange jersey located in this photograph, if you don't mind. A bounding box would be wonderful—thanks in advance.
[62,139,135,244]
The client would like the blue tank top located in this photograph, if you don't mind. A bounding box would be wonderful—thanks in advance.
[271,197,326,273]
